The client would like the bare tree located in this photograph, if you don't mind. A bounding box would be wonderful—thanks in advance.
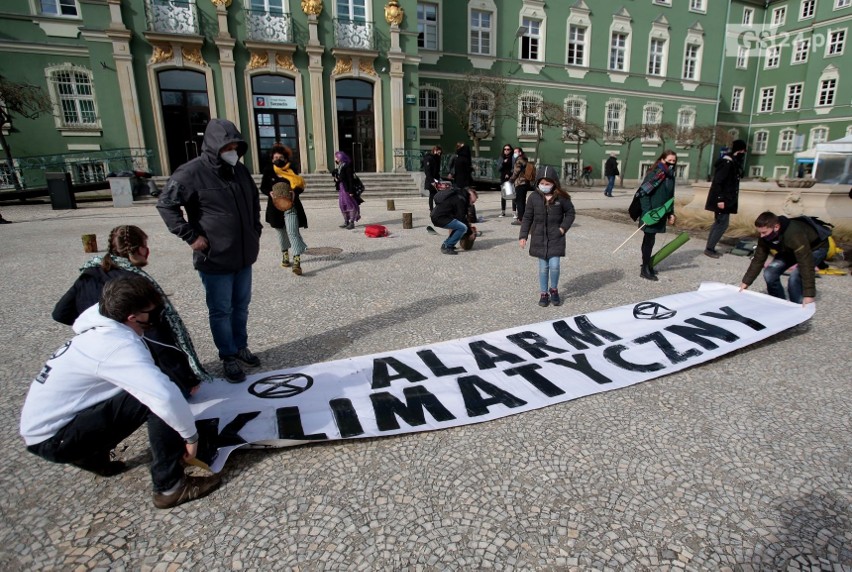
[0,77,53,191]
[536,101,602,174]
[611,124,644,187]
[655,122,678,151]
[687,125,733,182]
[443,71,516,158]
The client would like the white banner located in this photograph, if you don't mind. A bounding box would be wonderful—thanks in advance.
[190,284,814,472]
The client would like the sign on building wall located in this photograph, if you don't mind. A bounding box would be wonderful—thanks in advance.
[253,95,297,109]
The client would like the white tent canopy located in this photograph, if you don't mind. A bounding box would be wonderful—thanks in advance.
[815,136,852,184]
[815,135,852,154]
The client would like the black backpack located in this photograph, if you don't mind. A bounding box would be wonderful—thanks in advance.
[794,215,833,246]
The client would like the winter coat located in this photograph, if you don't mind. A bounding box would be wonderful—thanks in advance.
[52,266,127,326]
[20,305,197,446]
[510,156,534,188]
[498,154,513,183]
[452,146,474,189]
[260,163,308,229]
[157,118,262,274]
[335,161,355,194]
[639,163,676,234]
[741,217,825,298]
[519,190,576,258]
[605,156,620,177]
[430,188,469,228]
[704,154,741,214]
[423,153,442,189]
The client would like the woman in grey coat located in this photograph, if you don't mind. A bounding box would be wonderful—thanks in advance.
[519,172,576,307]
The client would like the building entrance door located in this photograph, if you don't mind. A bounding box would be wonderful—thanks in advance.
[336,79,375,172]
[251,74,299,172]
[157,70,210,174]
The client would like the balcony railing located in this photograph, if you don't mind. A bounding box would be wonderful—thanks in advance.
[246,9,293,43]
[145,0,199,35]
[333,17,375,50]
[0,148,152,191]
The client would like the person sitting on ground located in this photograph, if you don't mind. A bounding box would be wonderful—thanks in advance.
[430,182,477,255]
[21,275,221,509]
[52,225,210,397]
[739,211,828,307]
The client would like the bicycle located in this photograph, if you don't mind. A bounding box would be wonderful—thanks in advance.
[567,166,595,188]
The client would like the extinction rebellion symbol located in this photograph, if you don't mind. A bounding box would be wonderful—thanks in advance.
[632,302,677,320]
[249,373,314,399]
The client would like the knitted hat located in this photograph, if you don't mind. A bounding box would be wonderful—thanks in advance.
[731,139,747,153]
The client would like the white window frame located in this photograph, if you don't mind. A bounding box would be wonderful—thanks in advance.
[605,98,626,139]
[566,24,588,67]
[826,29,846,56]
[45,64,101,134]
[517,91,542,138]
[677,106,696,143]
[642,102,663,141]
[520,17,543,62]
[736,46,749,69]
[689,0,707,14]
[653,0,672,6]
[565,3,591,70]
[683,42,702,81]
[610,32,629,71]
[647,18,670,78]
[731,86,745,112]
[836,0,852,8]
[468,4,496,58]
[608,11,633,74]
[418,86,441,135]
[753,130,769,154]
[66,158,109,184]
[817,77,837,106]
[773,6,787,26]
[467,88,494,138]
[743,7,755,25]
[809,126,829,148]
[749,166,764,178]
[337,0,368,22]
[800,0,816,20]
[38,0,80,18]
[847,124,852,137]
[765,46,781,69]
[0,159,22,189]
[778,129,796,153]
[562,96,587,140]
[759,87,776,113]
[417,2,439,51]
[792,37,810,63]
[785,83,803,110]
[728,128,740,141]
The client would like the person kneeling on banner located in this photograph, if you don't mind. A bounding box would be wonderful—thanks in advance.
[20,275,221,509]
[430,183,477,255]
[739,211,829,307]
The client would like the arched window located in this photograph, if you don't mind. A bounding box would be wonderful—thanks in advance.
[518,91,542,137]
[605,99,626,138]
[642,102,663,141]
[46,64,99,130]
[777,129,796,153]
[470,89,494,136]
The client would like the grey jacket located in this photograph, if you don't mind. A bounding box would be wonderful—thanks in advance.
[157,119,262,274]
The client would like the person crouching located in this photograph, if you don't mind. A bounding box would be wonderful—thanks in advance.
[430,183,477,255]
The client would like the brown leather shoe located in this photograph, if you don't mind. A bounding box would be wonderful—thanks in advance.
[153,475,221,509]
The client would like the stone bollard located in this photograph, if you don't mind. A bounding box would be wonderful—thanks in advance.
[402,212,413,229]
[82,234,98,253]
[387,199,395,211]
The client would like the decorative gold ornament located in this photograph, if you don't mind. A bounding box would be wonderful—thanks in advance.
[248,51,269,70]
[332,56,352,76]
[384,0,404,26]
[301,0,323,16]
[276,53,297,72]
[358,58,377,77]
[210,0,232,7]
[150,44,173,64]
[182,46,206,67]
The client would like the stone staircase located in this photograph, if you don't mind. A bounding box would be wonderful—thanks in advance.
[253,171,422,200]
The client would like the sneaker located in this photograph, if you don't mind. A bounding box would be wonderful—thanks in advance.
[221,357,246,383]
[538,293,550,307]
[440,245,458,255]
[549,288,562,306]
[511,220,521,226]
[281,251,290,268]
[703,249,721,259]
[339,222,349,228]
[498,212,506,218]
[153,475,222,509]
[236,347,261,367]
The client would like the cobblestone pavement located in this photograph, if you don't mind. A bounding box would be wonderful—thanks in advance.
[0,188,849,571]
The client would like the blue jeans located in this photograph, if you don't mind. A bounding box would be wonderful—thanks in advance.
[442,219,468,248]
[604,175,615,195]
[538,256,560,292]
[762,246,828,304]
[199,266,252,358]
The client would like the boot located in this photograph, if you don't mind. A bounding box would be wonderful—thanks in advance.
[346,221,355,230]
[292,255,302,276]
[549,288,562,306]
[339,220,349,228]
[538,292,550,307]
[640,264,658,281]
[280,250,290,268]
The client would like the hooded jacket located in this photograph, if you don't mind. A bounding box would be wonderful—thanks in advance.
[157,119,262,274]
[20,304,197,446]
[430,187,469,228]
[704,154,741,214]
[519,188,576,258]
[452,145,474,189]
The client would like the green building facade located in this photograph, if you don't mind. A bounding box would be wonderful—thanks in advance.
[1,0,850,189]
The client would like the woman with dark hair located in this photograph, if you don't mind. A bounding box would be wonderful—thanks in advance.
[333,150,360,229]
[52,225,210,396]
[452,142,474,189]
[518,168,576,307]
[259,144,308,275]
[636,150,678,281]
[498,143,515,218]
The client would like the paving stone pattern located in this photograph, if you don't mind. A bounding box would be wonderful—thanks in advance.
[0,189,849,570]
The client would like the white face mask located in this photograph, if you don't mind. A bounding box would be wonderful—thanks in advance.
[538,184,554,194]
[513,153,519,159]
[220,150,239,166]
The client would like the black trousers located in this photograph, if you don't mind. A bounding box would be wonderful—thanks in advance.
[641,232,656,265]
[27,391,186,492]
[515,185,530,221]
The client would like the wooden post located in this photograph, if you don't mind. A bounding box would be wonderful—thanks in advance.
[386,199,395,211]
[82,234,98,253]
[402,212,413,229]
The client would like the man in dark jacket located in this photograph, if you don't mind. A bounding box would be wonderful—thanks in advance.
[157,119,262,383]
[739,211,828,307]
[430,184,477,255]
[451,143,474,189]
[423,145,442,212]
[704,139,746,258]
[603,154,619,197]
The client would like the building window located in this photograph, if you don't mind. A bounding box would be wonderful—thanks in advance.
[70,160,108,184]
[773,6,787,25]
[653,0,672,5]
[731,87,744,112]
[736,46,748,69]
[469,90,492,136]
[826,30,846,55]
[743,7,754,25]
[765,46,781,68]
[567,25,587,66]
[677,107,695,138]
[0,160,21,189]
[518,92,541,137]
[753,131,769,154]
[817,78,837,106]
[683,43,701,80]
[337,0,366,21]
[417,2,438,50]
[610,33,628,71]
[39,0,79,17]
[809,127,828,147]
[647,38,667,76]
[563,97,587,139]
[759,87,775,112]
[689,0,706,13]
[469,9,492,56]
[801,0,816,19]
[605,100,626,138]
[750,166,764,177]
[48,66,99,128]
[785,84,803,110]
[837,0,852,8]
[792,38,810,63]
[642,103,662,141]
[521,18,542,61]
[778,129,796,153]
[419,87,439,133]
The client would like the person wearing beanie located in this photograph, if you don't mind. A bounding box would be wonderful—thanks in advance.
[704,139,747,258]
